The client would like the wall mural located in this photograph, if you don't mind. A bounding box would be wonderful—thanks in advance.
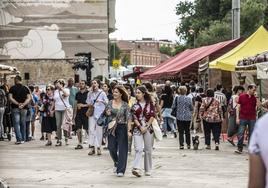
[0,0,109,59]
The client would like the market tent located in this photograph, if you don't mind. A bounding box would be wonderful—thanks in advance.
[0,64,19,76]
[210,26,268,71]
[140,39,242,80]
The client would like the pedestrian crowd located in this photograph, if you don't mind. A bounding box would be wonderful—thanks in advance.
[0,75,267,179]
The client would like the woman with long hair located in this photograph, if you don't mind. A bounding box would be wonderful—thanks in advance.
[131,85,155,177]
[86,79,108,155]
[160,85,176,138]
[106,85,130,177]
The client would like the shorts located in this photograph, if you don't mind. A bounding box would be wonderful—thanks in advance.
[74,114,88,131]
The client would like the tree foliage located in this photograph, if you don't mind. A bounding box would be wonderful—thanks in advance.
[175,0,267,48]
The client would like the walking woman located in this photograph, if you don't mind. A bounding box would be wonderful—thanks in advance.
[172,86,193,149]
[54,79,71,146]
[106,85,130,177]
[227,86,244,146]
[41,85,57,146]
[199,89,223,150]
[160,85,176,138]
[86,79,108,155]
[131,85,155,177]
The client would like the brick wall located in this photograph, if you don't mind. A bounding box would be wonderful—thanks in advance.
[0,59,75,85]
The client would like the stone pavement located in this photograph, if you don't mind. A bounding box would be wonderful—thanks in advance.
[0,129,248,188]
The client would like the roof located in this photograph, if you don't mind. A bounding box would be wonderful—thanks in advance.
[210,26,268,71]
[140,39,242,80]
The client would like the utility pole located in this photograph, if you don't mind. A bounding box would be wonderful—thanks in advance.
[232,0,240,39]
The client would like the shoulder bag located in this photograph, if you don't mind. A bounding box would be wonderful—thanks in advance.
[59,90,73,132]
[86,91,102,117]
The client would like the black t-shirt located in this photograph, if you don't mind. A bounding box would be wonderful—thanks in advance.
[9,84,30,109]
[75,90,89,115]
[161,93,173,108]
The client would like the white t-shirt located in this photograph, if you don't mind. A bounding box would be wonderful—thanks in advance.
[54,88,71,111]
[249,113,268,188]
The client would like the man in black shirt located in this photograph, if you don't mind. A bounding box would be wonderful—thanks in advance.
[9,75,31,144]
[74,80,89,149]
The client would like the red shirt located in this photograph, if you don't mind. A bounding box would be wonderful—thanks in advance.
[238,93,257,120]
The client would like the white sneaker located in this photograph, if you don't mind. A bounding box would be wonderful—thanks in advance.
[145,171,151,176]
[83,140,88,144]
[117,173,124,177]
[113,167,117,174]
[21,141,25,144]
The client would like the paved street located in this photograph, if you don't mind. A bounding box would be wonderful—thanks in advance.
[0,127,248,188]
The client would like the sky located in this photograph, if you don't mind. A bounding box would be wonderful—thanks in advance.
[109,0,180,42]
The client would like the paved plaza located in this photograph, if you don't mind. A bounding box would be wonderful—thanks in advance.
[0,127,248,188]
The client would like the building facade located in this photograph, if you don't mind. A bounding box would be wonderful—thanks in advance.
[0,0,116,81]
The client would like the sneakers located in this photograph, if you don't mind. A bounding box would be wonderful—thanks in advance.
[179,146,184,150]
[97,147,102,155]
[75,144,83,150]
[132,168,141,177]
[205,145,211,150]
[145,171,151,176]
[235,148,243,154]
[187,145,191,149]
[113,167,117,174]
[227,139,236,146]
[45,141,52,146]
[215,144,219,151]
[117,173,124,177]
[173,132,177,138]
[55,141,62,146]
[15,141,21,145]
[88,147,95,155]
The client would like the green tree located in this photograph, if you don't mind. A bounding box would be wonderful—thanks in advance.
[175,0,267,47]
[159,46,173,56]
[240,0,267,37]
[109,43,121,65]
[121,54,131,66]
[264,1,268,29]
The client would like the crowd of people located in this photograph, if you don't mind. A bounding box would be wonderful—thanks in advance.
[0,75,268,179]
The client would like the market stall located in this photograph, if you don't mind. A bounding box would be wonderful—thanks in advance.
[0,64,19,83]
[235,51,268,99]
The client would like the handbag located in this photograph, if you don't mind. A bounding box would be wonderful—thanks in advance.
[107,109,120,130]
[86,91,102,117]
[152,118,163,141]
[171,96,178,117]
[97,111,107,127]
[58,90,73,132]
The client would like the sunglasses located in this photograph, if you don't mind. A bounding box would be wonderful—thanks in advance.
[46,88,51,91]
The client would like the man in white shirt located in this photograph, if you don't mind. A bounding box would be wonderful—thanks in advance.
[248,113,268,188]
[214,84,227,115]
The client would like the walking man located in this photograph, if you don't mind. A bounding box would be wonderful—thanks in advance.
[9,75,31,144]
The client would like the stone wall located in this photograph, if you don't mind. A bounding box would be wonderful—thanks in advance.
[0,59,75,85]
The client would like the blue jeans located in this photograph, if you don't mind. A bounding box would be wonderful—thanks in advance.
[237,119,256,150]
[12,108,27,142]
[108,124,128,174]
[163,117,176,134]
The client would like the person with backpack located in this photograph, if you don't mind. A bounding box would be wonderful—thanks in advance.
[0,88,7,141]
[227,86,245,146]
[199,89,224,150]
